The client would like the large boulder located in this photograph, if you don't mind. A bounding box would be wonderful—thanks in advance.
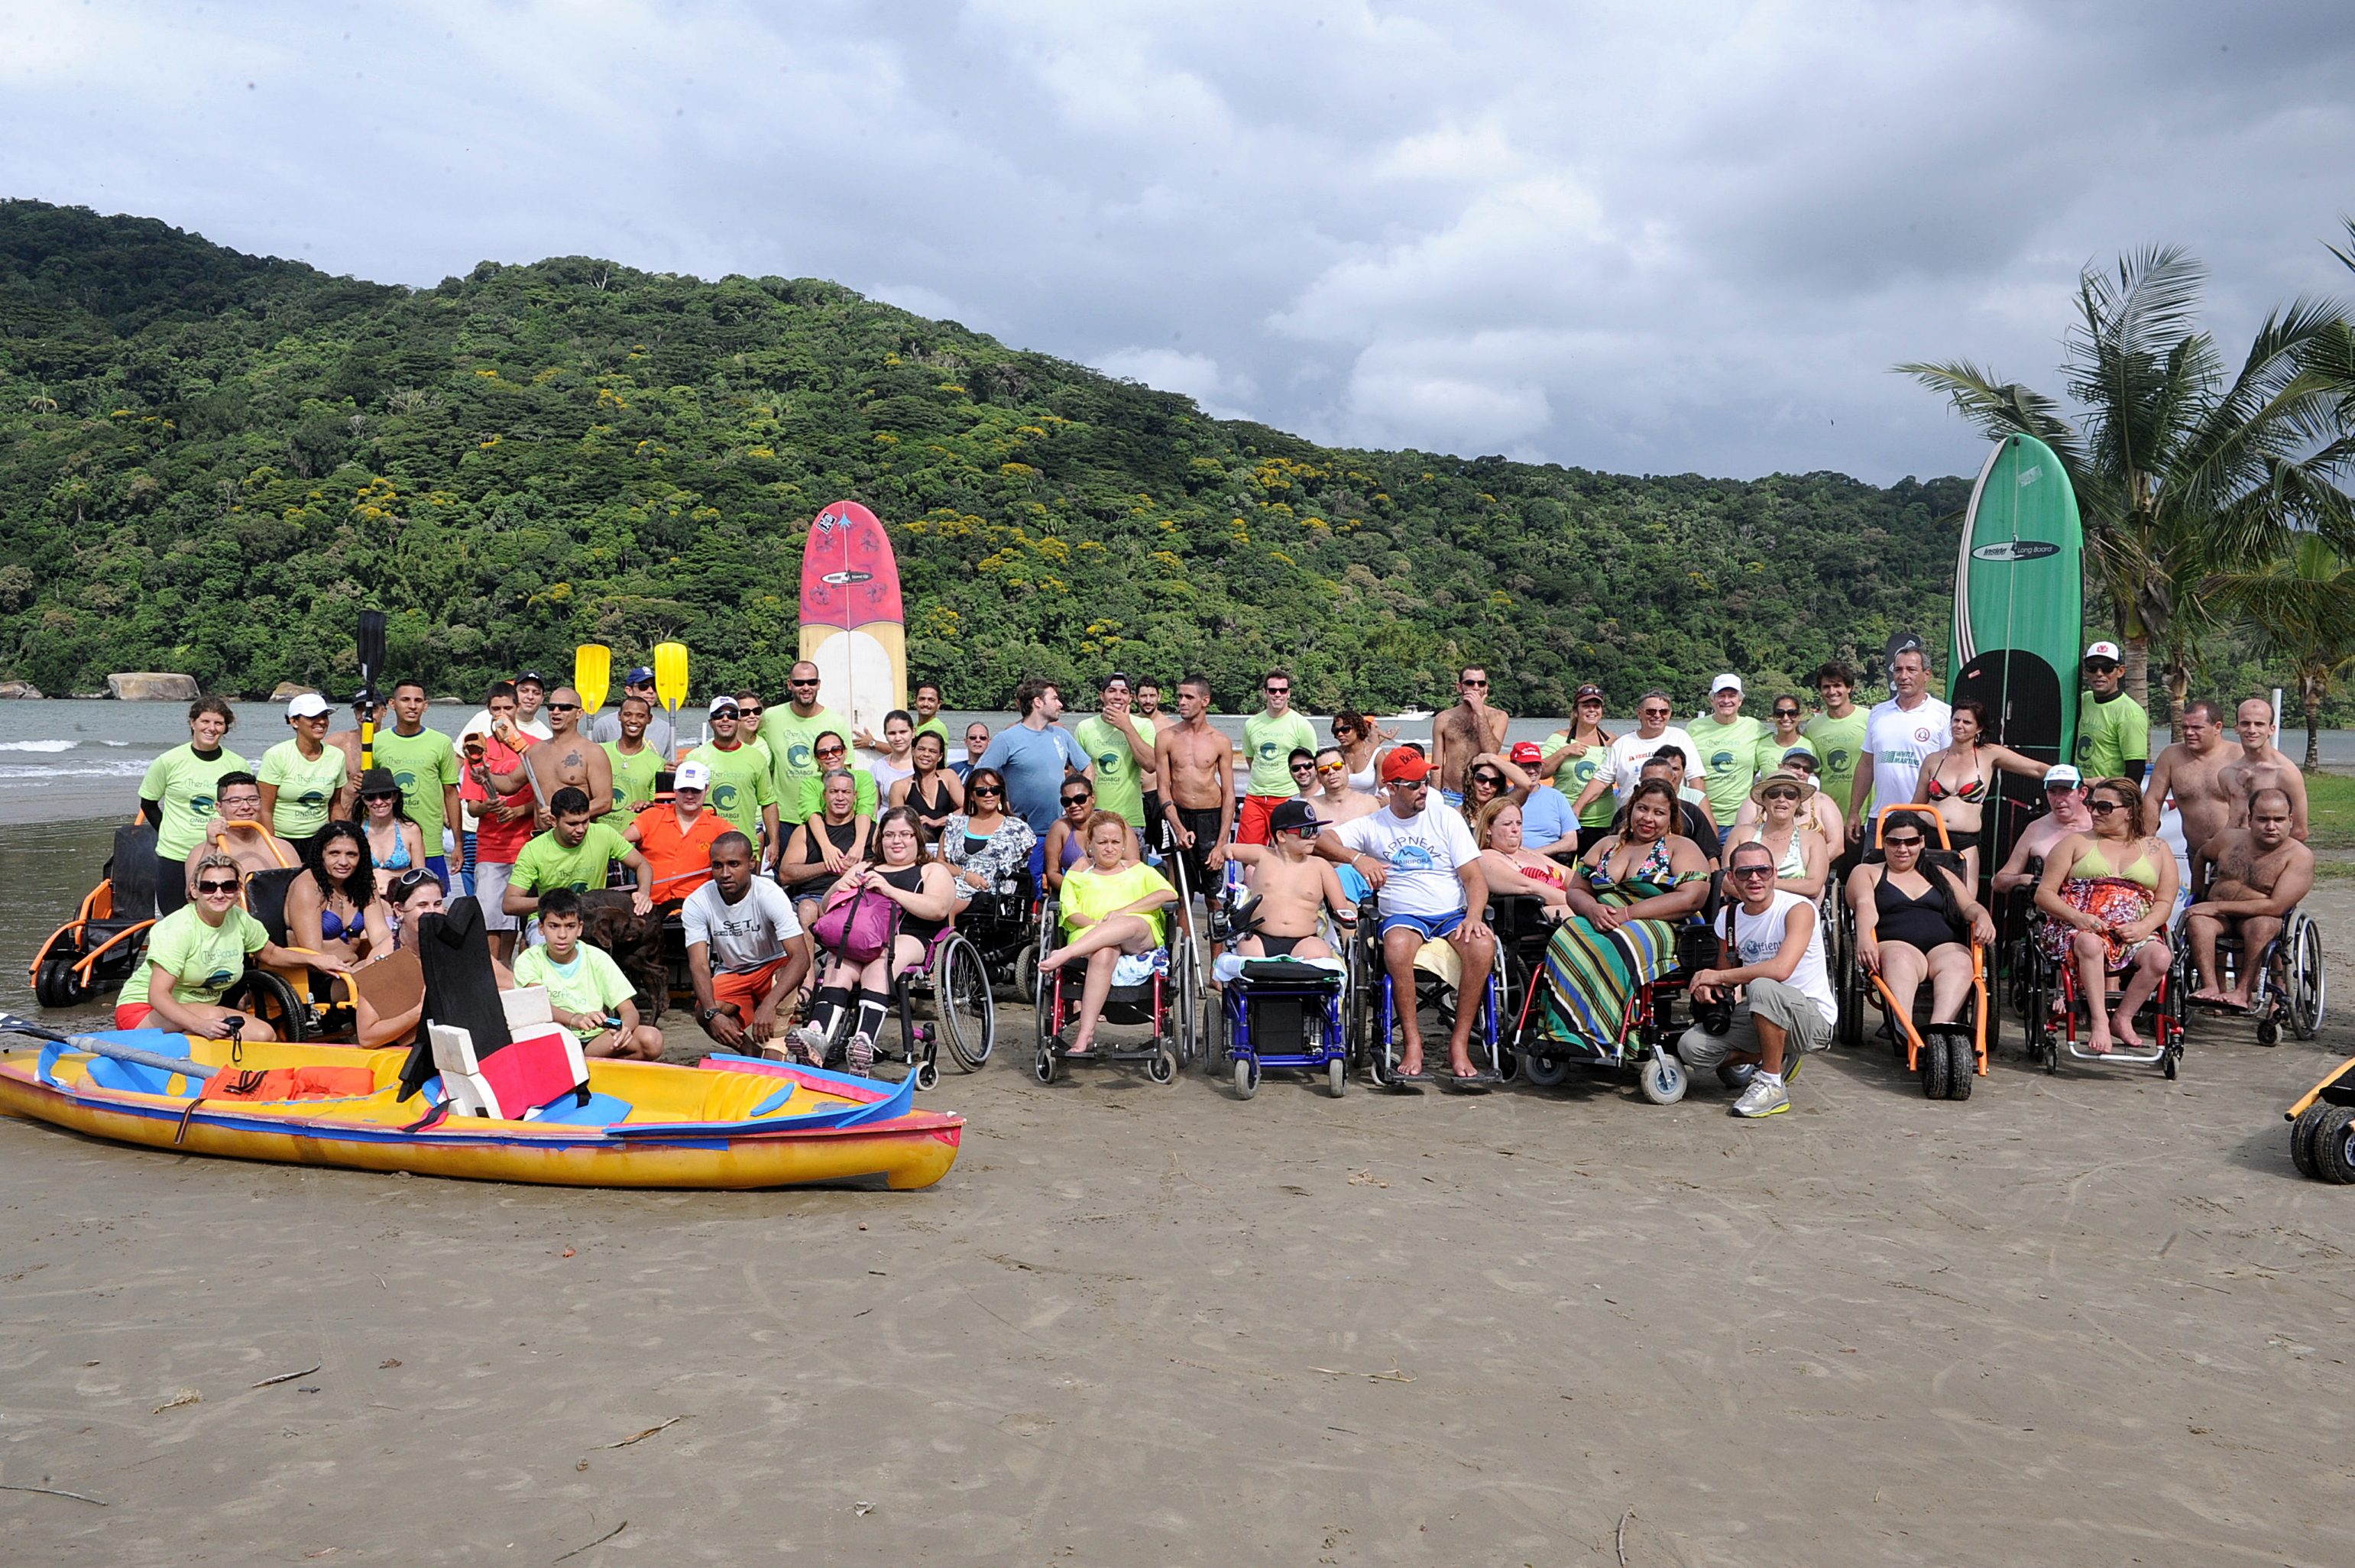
[0,681,43,699]
[107,672,201,701]
[270,681,320,701]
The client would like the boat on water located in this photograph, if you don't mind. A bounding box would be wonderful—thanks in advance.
[0,1030,964,1191]
[1385,707,1434,722]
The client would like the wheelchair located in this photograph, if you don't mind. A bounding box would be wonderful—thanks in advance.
[800,922,996,1091]
[215,863,349,1043]
[1343,893,1505,1090]
[2017,889,2185,1083]
[2287,1052,2355,1183]
[31,823,160,1009]
[1511,906,1722,1103]
[952,871,1044,999]
[1032,870,1197,1086]
[2185,906,2326,1047]
[1204,875,1356,1100]
[1835,806,1993,1100]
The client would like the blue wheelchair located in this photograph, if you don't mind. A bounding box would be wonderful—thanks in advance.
[1207,874,1356,1100]
[1343,891,1505,1090]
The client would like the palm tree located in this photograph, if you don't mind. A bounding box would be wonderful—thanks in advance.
[2207,533,2355,769]
[1898,247,2353,727]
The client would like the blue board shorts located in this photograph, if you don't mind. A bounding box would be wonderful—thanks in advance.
[1379,909,1467,942]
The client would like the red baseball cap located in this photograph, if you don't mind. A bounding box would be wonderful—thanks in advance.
[1380,750,1431,785]
[1509,741,1544,765]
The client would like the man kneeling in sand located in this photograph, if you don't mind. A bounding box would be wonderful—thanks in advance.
[1220,799,1354,967]
[2185,788,2314,1011]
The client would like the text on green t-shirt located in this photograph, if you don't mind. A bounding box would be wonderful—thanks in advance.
[1803,711,1868,814]
[1696,714,1767,825]
[1242,710,1317,797]
[141,744,253,860]
[604,741,662,812]
[1074,715,1148,828]
[368,726,460,847]
[259,738,348,840]
[121,904,267,1008]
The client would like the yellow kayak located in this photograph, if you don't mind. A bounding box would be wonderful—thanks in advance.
[0,1031,962,1191]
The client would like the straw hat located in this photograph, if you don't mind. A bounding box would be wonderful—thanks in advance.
[1748,767,1817,807]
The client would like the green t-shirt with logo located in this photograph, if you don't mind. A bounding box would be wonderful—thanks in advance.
[758,705,847,823]
[510,821,632,897]
[1074,715,1148,828]
[1242,710,1317,797]
[1695,714,1767,826]
[141,744,251,860]
[368,725,460,850]
[120,903,267,1009]
[258,738,348,841]
[604,740,661,812]
[1803,711,1868,815]
[2076,691,2152,781]
[513,941,634,1019]
[1755,730,1819,776]
[689,741,780,840]
[1544,733,1618,828]
[915,715,950,747]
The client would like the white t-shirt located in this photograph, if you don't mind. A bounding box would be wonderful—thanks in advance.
[682,877,804,973]
[1603,726,1705,803]
[1864,697,1952,815]
[1718,889,1835,1025]
[1330,805,1479,919]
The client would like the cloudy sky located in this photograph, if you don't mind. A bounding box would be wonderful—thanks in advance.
[6,1,2352,482]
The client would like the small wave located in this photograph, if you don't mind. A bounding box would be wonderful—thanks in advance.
[0,760,152,781]
[0,740,76,753]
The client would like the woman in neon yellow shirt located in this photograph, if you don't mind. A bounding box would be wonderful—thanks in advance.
[1040,812,1177,1055]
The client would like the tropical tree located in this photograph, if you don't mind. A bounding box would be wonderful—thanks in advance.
[2208,533,2355,769]
[1899,246,2353,727]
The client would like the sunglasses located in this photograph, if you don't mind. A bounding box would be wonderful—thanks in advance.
[362,790,398,802]
[1290,760,1316,772]
[740,705,764,717]
[970,785,1002,797]
[789,677,820,688]
[1462,679,1488,688]
[1062,796,1092,808]
[1640,707,1670,718]
[1730,865,1776,879]
[2088,800,2123,815]
[545,701,579,712]
[1773,708,1800,719]
[1265,685,1290,695]
[1315,760,1345,773]
[1884,837,1924,848]
[816,746,846,757]
[1763,789,1799,800]
[2085,662,2119,674]
[1394,779,1428,791]
[1472,773,1504,786]
[195,878,240,895]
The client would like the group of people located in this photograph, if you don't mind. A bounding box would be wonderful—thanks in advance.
[117,640,2319,1097]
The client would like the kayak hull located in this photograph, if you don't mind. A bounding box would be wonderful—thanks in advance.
[0,1039,963,1191]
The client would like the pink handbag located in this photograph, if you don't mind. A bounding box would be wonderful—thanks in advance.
[812,881,898,964]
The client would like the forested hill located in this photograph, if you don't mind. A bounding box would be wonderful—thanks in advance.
[0,199,1968,712]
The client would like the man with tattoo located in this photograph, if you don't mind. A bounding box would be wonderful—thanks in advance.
[522,686,614,827]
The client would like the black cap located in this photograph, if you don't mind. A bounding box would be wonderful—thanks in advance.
[1269,799,1322,835]
[513,670,544,686]
[359,767,399,795]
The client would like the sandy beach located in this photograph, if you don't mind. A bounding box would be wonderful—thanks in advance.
[2,876,2351,1565]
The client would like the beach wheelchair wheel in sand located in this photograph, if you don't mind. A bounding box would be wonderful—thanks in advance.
[34,954,92,1010]
[2292,1104,2355,1184]
[29,823,160,1011]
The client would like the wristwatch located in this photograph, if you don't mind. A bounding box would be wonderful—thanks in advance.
[696,1006,719,1023]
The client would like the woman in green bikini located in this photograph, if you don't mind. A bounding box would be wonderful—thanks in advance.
[2033,776,2178,1053]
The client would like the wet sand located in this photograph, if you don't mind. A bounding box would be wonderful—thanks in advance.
[2,883,2352,1564]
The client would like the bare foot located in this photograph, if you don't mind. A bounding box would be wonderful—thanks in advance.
[1397,1037,1427,1077]
[2191,986,2228,1004]
[2111,1012,2144,1049]
[2085,1031,2114,1055]
[2217,990,2252,1012]
[1064,1035,1095,1057]
[1038,951,1070,973]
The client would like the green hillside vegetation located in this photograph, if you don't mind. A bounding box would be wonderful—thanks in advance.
[4,197,1981,711]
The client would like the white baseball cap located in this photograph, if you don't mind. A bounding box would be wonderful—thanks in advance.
[2085,640,2122,663]
[286,692,331,720]
[674,760,712,791]
[1710,673,1744,695]
[2043,763,2083,788]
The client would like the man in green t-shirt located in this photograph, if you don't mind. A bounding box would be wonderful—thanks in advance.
[258,693,351,852]
[1695,674,1768,834]
[602,694,663,812]
[692,696,782,854]
[1073,672,1156,830]
[1802,661,1868,816]
[1239,668,1317,844]
[367,679,462,888]
[759,660,847,827]
[502,787,653,920]
[2076,640,2152,782]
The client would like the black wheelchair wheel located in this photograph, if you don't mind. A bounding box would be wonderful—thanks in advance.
[937,935,996,1071]
[1945,1033,1974,1101]
[2313,1106,2355,1184]
[1921,1028,1951,1098]
[2292,1103,2328,1179]
[219,969,309,1042]
[1521,1050,1570,1088]
[35,954,89,1010]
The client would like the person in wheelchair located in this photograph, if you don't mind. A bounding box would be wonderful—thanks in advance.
[1536,778,1712,1055]
[1990,765,2092,895]
[939,766,1038,904]
[2033,778,2178,1054]
[1040,811,1179,1056]
[114,850,341,1036]
[782,808,957,1074]
[1848,811,1995,1039]
[284,821,392,979]
[1472,798,1572,914]
[2185,787,2313,1012]
[1220,799,1352,962]
[1680,840,1838,1119]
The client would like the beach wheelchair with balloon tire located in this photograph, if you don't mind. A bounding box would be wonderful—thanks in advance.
[1512,909,1725,1103]
[1342,893,1505,1090]
[31,824,160,1010]
[2287,1052,2355,1183]
[1835,806,1994,1100]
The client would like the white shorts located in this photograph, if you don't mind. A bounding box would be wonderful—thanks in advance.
[475,860,520,932]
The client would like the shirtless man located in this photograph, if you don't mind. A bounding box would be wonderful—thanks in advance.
[1430,665,1510,808]
[522,686,614,827]
[1152,673,1234,904]
[1991,765,2094,895]
[2143,699,2234,844]
[1309,746,1378,824]
[2185,788,2315,1009]
[326,692,377,792]
[1220,799,1353,964]
[190,771,300,880]
[2218,698,2310,841]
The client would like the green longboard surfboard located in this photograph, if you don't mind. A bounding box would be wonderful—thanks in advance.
[1950,433,2084,863]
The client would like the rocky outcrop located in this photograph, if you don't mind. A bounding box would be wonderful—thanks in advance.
[0,681,43,699]
[270,681,321,701]
[106,672,202,701]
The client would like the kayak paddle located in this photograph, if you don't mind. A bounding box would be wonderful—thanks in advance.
[575,643,611,723]
[653,642,689,759]
[358,608,387,769]
[0,1013,211,1079]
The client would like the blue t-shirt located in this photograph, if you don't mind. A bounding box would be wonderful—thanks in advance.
[1520,785,1578,850]
[978,724,1089,834]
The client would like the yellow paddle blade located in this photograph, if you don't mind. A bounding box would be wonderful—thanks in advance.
[573,643,611,718]
[653,641,689,716]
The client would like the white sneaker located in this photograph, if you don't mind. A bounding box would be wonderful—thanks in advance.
[847,1032,876,1077]
[786,1025,828,1066]
[1731,1074,1790,1118]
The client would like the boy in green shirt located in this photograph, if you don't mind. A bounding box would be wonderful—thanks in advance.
[503,787,654,920]
[602,695,663,812]
[1802,661,1868,816]
[368,679,462,886]
[510,889,663,1059]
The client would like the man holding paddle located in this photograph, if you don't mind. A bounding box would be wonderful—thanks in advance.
[522,686,615,825]
[587,663,677,760]
[462,682,540,962]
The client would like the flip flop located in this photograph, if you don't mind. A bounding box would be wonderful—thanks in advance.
[1443,1071,1495,1093]
[1386,1066,1432,1090]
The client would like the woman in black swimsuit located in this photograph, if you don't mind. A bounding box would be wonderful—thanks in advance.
[786,806,957,1076]
[1910,698,2047,883]
[1847,810,1996,1031]
[780,769,873,928]
[889,730,963,841]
